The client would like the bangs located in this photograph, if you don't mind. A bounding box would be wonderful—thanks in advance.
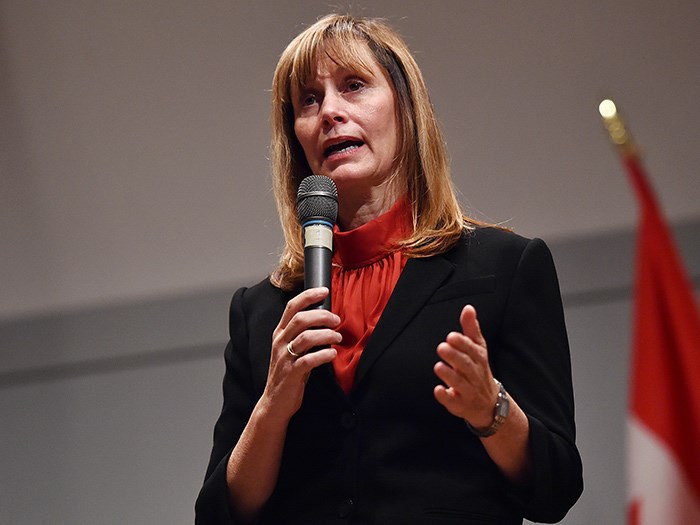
[287,22,375,92]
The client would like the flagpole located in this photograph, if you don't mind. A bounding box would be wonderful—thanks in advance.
[598,99,658,216]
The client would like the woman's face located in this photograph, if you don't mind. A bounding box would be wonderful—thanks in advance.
[291,44,399,197]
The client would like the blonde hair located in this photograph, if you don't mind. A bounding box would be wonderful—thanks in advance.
[270,14,477,290]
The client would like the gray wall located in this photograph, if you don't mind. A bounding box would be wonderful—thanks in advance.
[1,1,699,524]
[2,0,699,319]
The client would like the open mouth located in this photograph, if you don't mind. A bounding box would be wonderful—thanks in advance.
[324,140,364,158]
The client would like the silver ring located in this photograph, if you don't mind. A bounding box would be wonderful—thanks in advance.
[286,341,301,358]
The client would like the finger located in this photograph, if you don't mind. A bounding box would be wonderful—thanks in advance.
[437,337,485,379]
[433,355,492,404]
[434,349,486,403]
[285,308,340,338]
[459,305,486,346]
[294,347,337,370]
[280,311,340,360]
[278,287,330,329]
[433,384,464,418]
[289,328,342,357]
[433,358,468,392]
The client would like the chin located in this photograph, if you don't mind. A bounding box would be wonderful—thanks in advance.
[324,166,387,188]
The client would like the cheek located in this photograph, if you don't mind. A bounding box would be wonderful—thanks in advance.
[375,97,399,149]
[294,121,315,158]
[293,120,307,147]
[376,110,399,153]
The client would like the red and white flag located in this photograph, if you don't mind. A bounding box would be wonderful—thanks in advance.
[624,153,700,524]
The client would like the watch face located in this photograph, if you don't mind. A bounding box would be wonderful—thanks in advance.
[495,386,509,419]
[495,407,507,421]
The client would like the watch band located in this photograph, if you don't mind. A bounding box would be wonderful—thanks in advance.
[465,379,509,438]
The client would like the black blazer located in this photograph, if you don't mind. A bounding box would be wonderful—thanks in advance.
[196,227,583,524]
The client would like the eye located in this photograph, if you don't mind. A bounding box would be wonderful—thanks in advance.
[301,93,318,107]
[346,79,365,92]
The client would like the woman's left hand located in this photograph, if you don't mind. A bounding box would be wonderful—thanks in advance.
[433,304,499,429]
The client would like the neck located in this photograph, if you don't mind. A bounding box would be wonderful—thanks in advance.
[337,184,399,231]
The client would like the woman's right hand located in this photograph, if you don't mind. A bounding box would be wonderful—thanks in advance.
[262,286,341,421]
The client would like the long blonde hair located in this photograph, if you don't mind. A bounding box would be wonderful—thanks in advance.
[270,14,476,290]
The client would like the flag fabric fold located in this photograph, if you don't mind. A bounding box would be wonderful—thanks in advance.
[625,153,700,525]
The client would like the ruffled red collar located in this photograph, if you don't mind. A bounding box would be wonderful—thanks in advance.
[332,198,412,269]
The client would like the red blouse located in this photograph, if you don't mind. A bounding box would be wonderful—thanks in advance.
[331,198,412,394]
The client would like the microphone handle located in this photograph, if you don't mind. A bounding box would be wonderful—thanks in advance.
[304,244,332,310]
[302,221,333,311]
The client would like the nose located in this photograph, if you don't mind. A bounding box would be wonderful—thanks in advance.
[320,91,347,129]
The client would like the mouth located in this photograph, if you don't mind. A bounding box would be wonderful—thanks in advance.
[323,139,365,159]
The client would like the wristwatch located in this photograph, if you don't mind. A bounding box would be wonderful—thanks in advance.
[465,379,510,438]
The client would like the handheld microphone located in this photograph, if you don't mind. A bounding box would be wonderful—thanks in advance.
[296,175,338,310]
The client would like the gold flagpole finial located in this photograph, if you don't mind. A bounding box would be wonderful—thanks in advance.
[598,99,636,156]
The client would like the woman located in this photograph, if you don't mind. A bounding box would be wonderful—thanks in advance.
[196,14,582,525]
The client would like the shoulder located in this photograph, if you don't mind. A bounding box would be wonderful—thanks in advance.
[464,225,530,251]
[448,225,530,261]
[234,276,290,303]
[443,226,556,277]
[228,277,297,333]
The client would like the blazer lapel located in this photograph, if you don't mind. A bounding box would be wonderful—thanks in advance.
[353,254,455,388]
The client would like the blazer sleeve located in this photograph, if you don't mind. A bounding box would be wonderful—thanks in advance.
[494,238,583,522]
[195,287,256,525]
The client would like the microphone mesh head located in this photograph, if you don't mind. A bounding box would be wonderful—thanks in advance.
[296,175,338,225]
